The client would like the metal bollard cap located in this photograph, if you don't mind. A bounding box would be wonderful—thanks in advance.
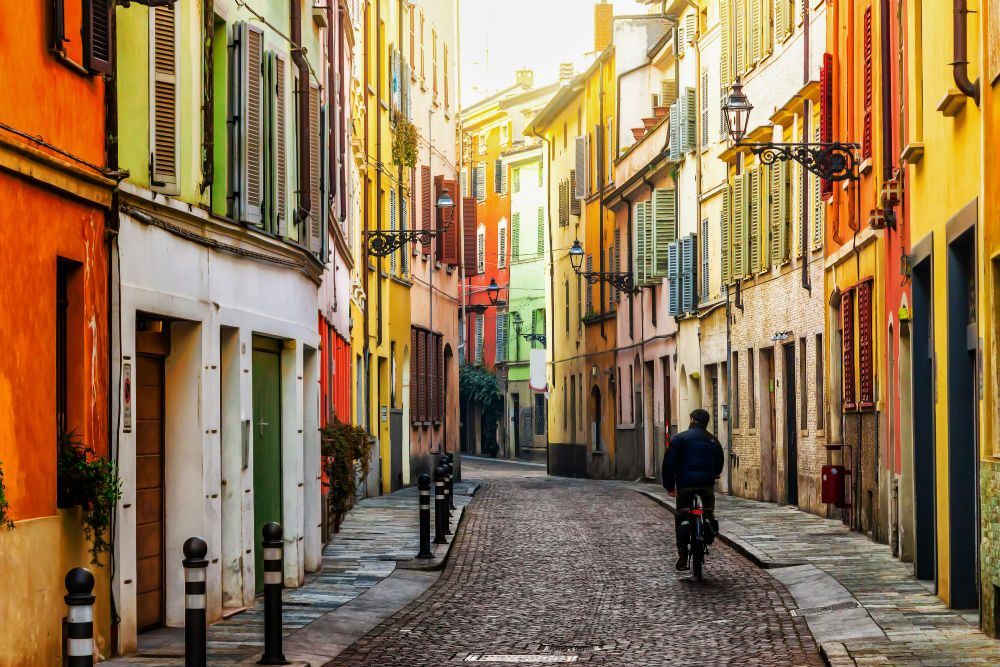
[434,465,446,481]
[262,521,284,547]
[418,473,431,489]
[65,567,96,606]
[183,537,209,568]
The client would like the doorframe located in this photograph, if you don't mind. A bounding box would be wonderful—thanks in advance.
[911,253,937,583]
[783,342,798,507]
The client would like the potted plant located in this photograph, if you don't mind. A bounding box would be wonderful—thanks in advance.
[321,418,372,533]
[58,431,122,565]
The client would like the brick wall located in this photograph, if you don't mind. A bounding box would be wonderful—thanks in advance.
[981,460,1000,637]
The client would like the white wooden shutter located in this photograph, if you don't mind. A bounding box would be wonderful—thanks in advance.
[720,0,731,89]
[653,188,676,277]
[498,224,507,268]
[496,314,507,363]
[477,226,486,274]
[749,165,761,273]
[150,5,179,191]
[681,235,695,312]
[537,207,545,254]
[575,137,587,198]
[661,79,678,108]
[721,184,732,284]
[669,101,680,161]
[701,71,710,146]
[685,13,697,47]
[701,219,710,299]
[274,54,288,235]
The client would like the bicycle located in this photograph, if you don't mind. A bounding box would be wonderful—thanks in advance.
[680,494,710,580]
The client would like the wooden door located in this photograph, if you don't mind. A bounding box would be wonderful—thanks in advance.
[252,344,282,593]
[135,351,165,631]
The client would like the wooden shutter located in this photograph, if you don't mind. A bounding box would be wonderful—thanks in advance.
[495,158,504,194]
[667,241,680,316]
[274,55,288,235]
[733,173,746,278]
[613,229,621,303]
[776,0,786,42]
[669,101,679,161]
[475,314,484,363]
[685,13,697,48]
[780,161,790,262]
[308,84,322,251]
[721,184,732,284]
[653,188,676,277]
[820,52,834,196]
[477,164,487,201]
[498,224,507,268]
[749,165,761,273]
[151,6,179,190]
[661,79,678,108]
[435,335,443,420]
[84,0,112,74]
[462,197,478,270]
[643,202,654,283]
[575,137,587,198]
[701,219,710,299]
[858,280,874,406]
[635,202,647,285]
[559,180,569,226]
[496,314,507,363]
[476,227,485,273]
[389,189,398,273]
[701,71,710,146]
[585,255,593,315]
[769,163,782,266]
[681,235,695,313]
[421,166,432,254]
[537,207,545,255]
[720,0,731,89]
[245,25,266,226]
[749,0,760,64]
[410,328,418,424]
[842,288,856,409]
[812,126,825,250]
[570,170,581,215]
[440,178,459,265]
[685,87,697,152]
[735,0,746,74]
[512,212,521,260]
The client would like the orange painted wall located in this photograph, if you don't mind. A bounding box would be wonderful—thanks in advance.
[0,1,107,167]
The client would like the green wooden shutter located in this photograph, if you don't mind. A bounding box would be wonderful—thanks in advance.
[720,0,731,88]
[749,165,760,273]
[585,255,593,315]
[813,125,824,250]
[733,173,746,278]
[768,163,781,267]
[537,207,545,254]
[643,201,655,283]
[750,0,760,64]
[389,189,397,273]
[721,184,732,284]
[779,161,790,262]
[685,88,697,152]
[669,101,680,161]
[635,201,647,285]
[274,54,288,236]
[512,212,520,259]
[653,188,676,277]
[496,313,507,363]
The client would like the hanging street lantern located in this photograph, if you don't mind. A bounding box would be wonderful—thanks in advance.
[569,239,637,295]
[365,187,455,257]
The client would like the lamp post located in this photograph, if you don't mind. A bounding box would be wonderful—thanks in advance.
[722,77,861,182]
[569,239,638,295]
[511,310,546,347]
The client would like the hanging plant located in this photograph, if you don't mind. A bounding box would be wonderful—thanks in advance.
[0,460,13,530]
[392,117,419,168]
[58,431,122,565]
[321,417,372,519]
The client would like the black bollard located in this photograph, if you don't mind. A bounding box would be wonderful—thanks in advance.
[434,465,448,545]
[417,473,433,558]
[259,523,288,665]
[445,453,456,510]
[182,537,208,667]
[64,567,95,667]
[442,463,454,530]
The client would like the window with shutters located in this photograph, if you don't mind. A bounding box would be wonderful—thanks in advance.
[266,53,289,236]
[769,161,791,265]
[863,7,873,159]
[558,180,569,227]
[635,201,647,285]
[820,52,834,197]
[511,213,520,260]
[681,234,696,313]
[577,272,583,332]
[401,195,409,274]
[494,159,504,194]
[816,333,825,429]
[842,288,856,409]
[732,350,741,427]
[498,221,507,269]
[575,137,588,198]
[83,0,113,74]
[669,101,680,161]
[475,314,484,364]
[685,87,697,152]
[151,5,180,194]
[476,163,487,201]
[496,313,508,363]
[800,337,809,429]
[476,225,486,274]
[733,173,747,278]
[537,207,545,255]
[701,219,710,299]
[748,347,757,427]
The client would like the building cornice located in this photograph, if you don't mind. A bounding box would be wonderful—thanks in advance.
[0,132,118,207]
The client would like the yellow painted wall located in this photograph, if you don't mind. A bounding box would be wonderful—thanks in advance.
[0,513,111,667]
[904,0,982,604]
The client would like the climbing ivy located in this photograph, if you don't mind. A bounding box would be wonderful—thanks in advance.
[459,365,504,456]
[392,117,419,168]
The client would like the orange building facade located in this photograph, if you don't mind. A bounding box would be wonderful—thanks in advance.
[0,2,117,664]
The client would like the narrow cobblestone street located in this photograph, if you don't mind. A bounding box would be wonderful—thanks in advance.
[328,461,824,667]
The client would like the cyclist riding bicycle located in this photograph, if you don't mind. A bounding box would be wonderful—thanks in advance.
[662,408,725,571]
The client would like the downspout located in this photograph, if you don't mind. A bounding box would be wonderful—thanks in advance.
[879,0,894,182]
[598,60,607,342]
[801,0,811,291]
[375,0,383,345]
[328,0,338,311]
[542,135,555,476]
[953,0,980,105]
[291,0,312,225]
[686,1,703,303]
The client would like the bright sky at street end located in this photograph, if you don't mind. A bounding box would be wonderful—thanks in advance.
[458,0,653,107]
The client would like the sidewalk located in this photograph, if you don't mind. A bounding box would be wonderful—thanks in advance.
[635,485,1000,667]
[105,482,475,666]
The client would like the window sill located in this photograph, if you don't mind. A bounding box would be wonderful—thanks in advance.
[591,449,606,456]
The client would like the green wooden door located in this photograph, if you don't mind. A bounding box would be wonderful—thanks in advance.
[252,345,282,592]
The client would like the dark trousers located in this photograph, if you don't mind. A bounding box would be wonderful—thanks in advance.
[674,486,716,556]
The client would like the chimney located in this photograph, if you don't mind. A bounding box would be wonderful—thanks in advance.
[515,69,534,89]
[559,63,575,84]
[594,1,614,53]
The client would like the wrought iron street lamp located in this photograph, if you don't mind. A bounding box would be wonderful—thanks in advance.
[510,312,546,347]
[487,278,502,306]
[569,239,638,295]
[365,188,455,257]
[723,77,860,182]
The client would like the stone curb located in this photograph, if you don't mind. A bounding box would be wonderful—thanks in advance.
[395,503,468,572]
[819,642,859,667]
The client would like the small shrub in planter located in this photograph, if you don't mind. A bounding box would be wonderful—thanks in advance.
[321,418,372,530]
[58,431,122,565]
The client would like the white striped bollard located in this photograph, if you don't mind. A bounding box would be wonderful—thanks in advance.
[182,537,208,667]
[64,567,95,667]
[442,463,454,534]
[434,465,448,545]
[445,453,456,510]
[417,473,433,558]
[259,522,287,665]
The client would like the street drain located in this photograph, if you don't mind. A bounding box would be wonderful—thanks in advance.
[790,600,862,617]
[464,656,578,663]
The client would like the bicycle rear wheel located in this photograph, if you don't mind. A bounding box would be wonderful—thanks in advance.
[691,540,704,580]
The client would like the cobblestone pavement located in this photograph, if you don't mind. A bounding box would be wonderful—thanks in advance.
[325,476,823,667]
[104,484,473,666]
[637,487,1000,667]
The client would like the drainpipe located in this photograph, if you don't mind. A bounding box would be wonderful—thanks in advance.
[291,0,312,225]
[801,0,811,292]
[953,0,980,105]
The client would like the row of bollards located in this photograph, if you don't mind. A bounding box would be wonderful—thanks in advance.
[418,453,456,559]
[64,523,289,667]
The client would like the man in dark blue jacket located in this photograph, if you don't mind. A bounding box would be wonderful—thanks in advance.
[662,408,725,570]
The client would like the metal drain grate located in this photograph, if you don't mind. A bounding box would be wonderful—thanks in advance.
[464,656,579,663]
[790,599,863,617]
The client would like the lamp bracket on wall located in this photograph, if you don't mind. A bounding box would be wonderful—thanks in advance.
[742,142,862,182]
